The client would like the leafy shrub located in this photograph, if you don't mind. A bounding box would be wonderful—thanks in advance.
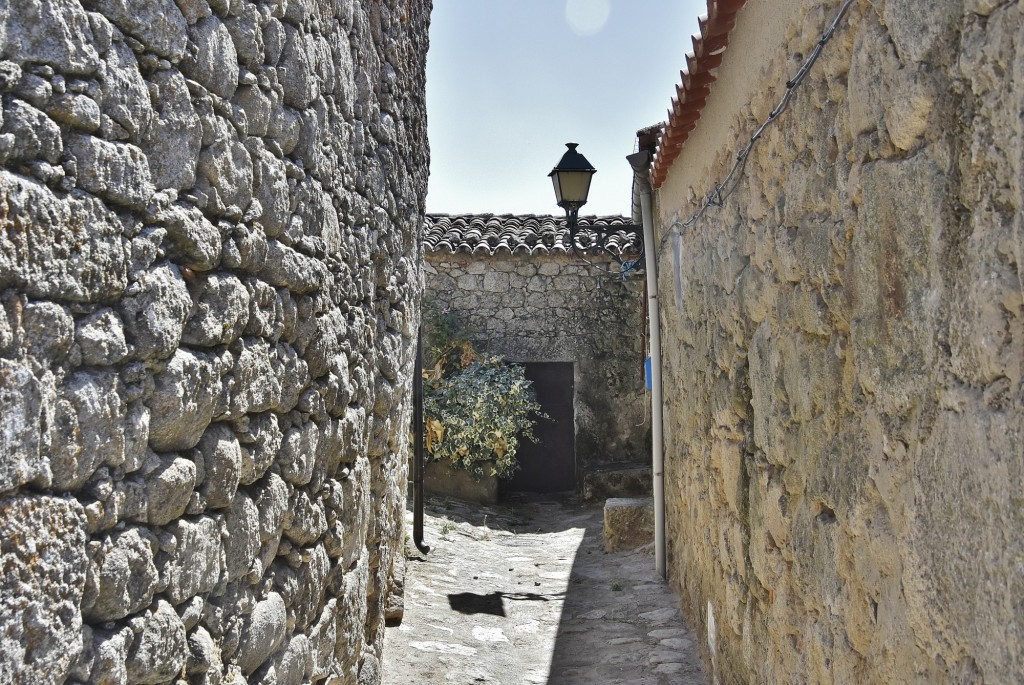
[421,299,545,479]
[422,297,477,378]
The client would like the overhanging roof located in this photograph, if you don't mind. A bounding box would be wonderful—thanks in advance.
[652,0,748,188]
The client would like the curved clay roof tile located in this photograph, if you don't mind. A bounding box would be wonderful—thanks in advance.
[423,214,639,256]
[653,0,748,188]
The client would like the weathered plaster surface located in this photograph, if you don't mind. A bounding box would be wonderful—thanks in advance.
[425,251,648,488]
[0,0,430,682]
[656,0,1023,682]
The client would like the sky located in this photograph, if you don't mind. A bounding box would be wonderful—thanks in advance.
[425,0,706,217]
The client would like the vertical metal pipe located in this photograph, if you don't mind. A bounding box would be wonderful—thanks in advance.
[628,148,666,579]
[413,328,430,554]
[640,188,666,579]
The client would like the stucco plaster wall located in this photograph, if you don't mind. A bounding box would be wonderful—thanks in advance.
[0,0,430,683]
[656,0,1023,682]
[424,251,648,488]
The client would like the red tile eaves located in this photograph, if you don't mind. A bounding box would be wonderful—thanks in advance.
[651,0,747,190]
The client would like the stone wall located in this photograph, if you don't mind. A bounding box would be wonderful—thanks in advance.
[425,250,648,489]
[0,0,429,683]
[655,0,1023,683]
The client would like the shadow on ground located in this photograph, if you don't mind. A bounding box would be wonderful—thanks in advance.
[383,494,706,685]
[417,491,583,534]
[447,589,564,617]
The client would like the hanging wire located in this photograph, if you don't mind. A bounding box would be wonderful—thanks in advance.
[659,0,857,250]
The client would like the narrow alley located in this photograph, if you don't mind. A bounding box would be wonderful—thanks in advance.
[382,496,707,685]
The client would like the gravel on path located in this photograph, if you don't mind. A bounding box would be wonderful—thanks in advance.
[381,494,708,685]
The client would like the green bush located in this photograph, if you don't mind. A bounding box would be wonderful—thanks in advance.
[421,300,545,479]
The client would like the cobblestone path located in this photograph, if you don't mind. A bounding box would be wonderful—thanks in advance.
[381,495,707,685]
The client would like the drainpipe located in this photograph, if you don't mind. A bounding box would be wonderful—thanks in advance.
[627,149,665,579]
[413,328,430,554]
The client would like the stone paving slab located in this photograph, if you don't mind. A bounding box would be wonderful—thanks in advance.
[381,495,707,685]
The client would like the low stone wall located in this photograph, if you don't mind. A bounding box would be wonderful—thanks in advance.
[423,459,498,505]
[655,0,1023,683]
[0,0,429,683]
[425,250,648,489]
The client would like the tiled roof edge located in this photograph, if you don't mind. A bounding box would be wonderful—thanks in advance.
[423,213,639,256]
[651,0,748,189]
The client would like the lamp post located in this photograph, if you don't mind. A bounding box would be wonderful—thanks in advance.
[548,142,644,263]
[549,140,666,577]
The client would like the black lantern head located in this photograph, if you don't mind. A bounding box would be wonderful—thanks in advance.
[549,142,596,212]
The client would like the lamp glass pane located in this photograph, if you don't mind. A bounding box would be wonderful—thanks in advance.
[551,173,563,205]
[556,170,593,205]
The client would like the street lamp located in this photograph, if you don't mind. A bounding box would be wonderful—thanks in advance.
[548,142,597,217]
[548,142,643,263]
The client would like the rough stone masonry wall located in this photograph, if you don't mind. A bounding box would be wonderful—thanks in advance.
[425,251,647,484]
[0,0,429,683]
[656,0,1023,683]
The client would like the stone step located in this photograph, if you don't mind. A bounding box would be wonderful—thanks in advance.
[603,497,655,552]
[582,463,652,501]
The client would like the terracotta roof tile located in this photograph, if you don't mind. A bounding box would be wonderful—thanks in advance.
[424,214,639,256]
[652,0,748,189]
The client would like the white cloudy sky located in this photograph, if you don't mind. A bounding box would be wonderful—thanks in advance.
[425,0,706,217]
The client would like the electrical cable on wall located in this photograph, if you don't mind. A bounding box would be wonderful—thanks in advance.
[659,0,857,249]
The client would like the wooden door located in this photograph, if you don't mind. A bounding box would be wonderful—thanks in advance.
[507,362,575,493]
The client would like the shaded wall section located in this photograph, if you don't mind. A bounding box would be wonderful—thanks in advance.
[0,0,430,682]
[655,0,1023,683]
[424,249,648,492]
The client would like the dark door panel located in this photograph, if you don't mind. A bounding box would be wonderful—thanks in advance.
[507,362,575,493]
